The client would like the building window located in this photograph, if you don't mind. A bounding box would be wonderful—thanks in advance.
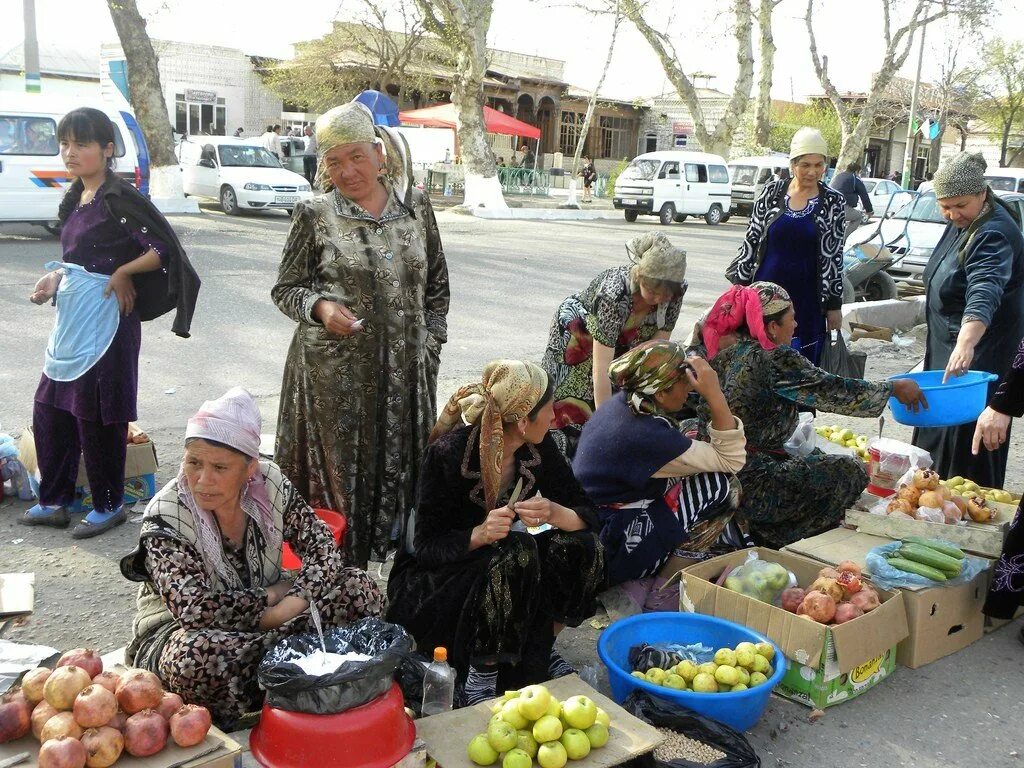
[673,134,687,148]
[644,132,657,153]
[559,111,585,155]
[175,93,226,136]
[599,115,631,160]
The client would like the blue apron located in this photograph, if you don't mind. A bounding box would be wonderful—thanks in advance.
[43,261,121,382]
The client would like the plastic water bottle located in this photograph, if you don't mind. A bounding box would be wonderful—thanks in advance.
[421,647,455,716]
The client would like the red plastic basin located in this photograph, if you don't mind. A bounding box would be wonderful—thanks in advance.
[250,683,414,768]
[281,508,347,569]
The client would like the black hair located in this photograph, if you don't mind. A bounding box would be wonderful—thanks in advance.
[527,378,555,421]
[185,436,252,459]
[846,161,861,173]
[273,124,281,131]
[57,107,116,171]
[266,124,272,132]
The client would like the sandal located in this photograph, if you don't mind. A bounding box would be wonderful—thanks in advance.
[71,507,127,539]
[19,504,70,529]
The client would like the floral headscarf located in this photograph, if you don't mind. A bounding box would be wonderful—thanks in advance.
[430,360,549,510]
[701,282,792,359]
[627,233,687,284]
[608,340,692,417]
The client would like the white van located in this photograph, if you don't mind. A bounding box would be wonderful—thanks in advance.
[613,151,733,225]
[0,94,145,233]
[985,168,1024,194]
[176,136,312,215]
[728,153,789,216]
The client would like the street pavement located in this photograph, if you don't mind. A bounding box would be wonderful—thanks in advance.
[1,203,1022,767]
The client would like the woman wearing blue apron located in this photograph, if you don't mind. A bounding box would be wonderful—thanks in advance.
[23,108,200,538]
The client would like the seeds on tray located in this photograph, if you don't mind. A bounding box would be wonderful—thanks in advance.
[653,727,726,765]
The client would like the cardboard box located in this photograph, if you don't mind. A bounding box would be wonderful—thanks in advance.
[71,439,159,513]
[682,547,908,709]
[0,574,34,621]
[784,529,990,669]
[415,674,663,768]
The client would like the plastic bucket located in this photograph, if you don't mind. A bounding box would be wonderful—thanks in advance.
[281,508,347,570]
[888,370,997,427]
[597,612,787,732]
[867,446,903,497]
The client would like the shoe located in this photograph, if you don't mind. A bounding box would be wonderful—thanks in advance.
[19,504,70,528]
[71,507,127,539]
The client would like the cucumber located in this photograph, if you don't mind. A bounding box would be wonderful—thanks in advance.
[886,555,948,581]
[899,544,963,575]
[902,537,966,560]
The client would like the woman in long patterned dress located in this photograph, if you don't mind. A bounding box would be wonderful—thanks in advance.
[541,233,686,431]
[121,388,383,729]
[272,101,450,568]
[726,128,846,364]
[689,283,926,548]
[386,361,603,704]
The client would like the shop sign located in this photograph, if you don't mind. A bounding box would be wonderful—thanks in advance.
[184,88,217,104]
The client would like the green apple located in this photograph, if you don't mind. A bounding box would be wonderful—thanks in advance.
[532,714,563,743]
[713,648,737,667]
[764,563,790,591]
[675,660,698,682]
[691,672,718,693]
[734,642,756,655]
[755,642,776,662]
[487,720,518,753]
[697,662,718,677]
[751,654,770,675]
[630,671,646,680]
[492,701,505,715]
[735,649,756,670]
[490,712,505,726]
[644,667,667,685]
[736,666,750,686]
[714,665,740,687]
[560,728,592,760]
[594,707,610,727]
[546,696,562,719]
[662,673,686,690]
[517,684,553,721]
[501,699,530,730]
[537,740,568,768]
[503,748,533,768]
[749,672,768,687]
[724,575,743,592]
[584,722,610,748]
[730,683,748,692]
[516,729,539,759]
[467,733,499,766]
[561,695,598,730]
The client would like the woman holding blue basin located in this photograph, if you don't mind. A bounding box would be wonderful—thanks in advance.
[915,152,1024,489]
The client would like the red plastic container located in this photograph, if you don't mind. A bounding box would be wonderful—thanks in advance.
[250,683,414,768]
[867,446,909,497]
[281,508,347,569]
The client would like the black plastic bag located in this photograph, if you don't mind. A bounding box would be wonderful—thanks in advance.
[258,617,414,714]
[820,330,865,379]
[622,691,760,768]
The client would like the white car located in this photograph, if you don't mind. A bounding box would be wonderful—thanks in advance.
[176,136,312,215]
[858,178,912,214]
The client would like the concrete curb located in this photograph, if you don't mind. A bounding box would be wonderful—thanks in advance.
[468,207,623,221]
[841,296,925,332]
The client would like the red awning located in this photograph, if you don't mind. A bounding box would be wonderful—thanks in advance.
[399,103,541,140]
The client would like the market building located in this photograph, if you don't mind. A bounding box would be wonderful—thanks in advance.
[0,42,99,97]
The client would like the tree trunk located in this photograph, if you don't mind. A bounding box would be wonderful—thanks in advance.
[754,0,777,147]
[106,0,188,205]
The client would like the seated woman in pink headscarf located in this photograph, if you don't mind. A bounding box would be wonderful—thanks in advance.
[688,283,927,549]
[120,387,384,729]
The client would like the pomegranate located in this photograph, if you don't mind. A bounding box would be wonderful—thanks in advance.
[116,670,163,714]
[0,690,32,743]
[817,566,840,580]
[32,700,60,740]
[911,468,940,491]
[57,649,103,680]
[966,495,994,523]
[833,602,864,624]
[836,570,862,594]
[44,665,93,711]
[918,490,944,510]
[835,560,862,577]
[38,735,88,768]
[799,590,837,623]
[780,587,806,613]
[124,709,169,757]
[73,685,118,729]
[896,485,922,506]
[849,586,881,613]
[107,711,128,732]
[887,498,915,516]
[21,667,53,706]
[91,672,122,696]
[40,711,83,741]
[81,726,125,768]
[808,576,843,603]
[170,704,212,747]
[156,691,184,721]
[938,484,952,501]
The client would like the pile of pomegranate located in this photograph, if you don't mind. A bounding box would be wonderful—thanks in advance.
[779,560,882,626]
[0,648,212,768]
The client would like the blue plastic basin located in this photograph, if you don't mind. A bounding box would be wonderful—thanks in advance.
[597,612,787,732]
[888,370,997,427]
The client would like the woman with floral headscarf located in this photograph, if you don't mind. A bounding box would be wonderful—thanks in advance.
[689,283,927,548]
[573,340,746,612]
[120,388,384,729]
[272,99,450,569]
[386,361,603,705]
[541,232,687,433]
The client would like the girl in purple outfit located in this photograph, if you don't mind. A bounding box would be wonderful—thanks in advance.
[23,108,171,538]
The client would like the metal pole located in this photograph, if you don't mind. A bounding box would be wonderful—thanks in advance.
[23,0,41,93]
[901,22,927,189]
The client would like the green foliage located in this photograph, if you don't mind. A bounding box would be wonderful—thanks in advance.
[970,37,1024,167]
[604,157,630,197]
[769,102,845,158]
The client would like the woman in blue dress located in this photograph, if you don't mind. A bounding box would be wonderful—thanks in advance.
[726,127,846,365]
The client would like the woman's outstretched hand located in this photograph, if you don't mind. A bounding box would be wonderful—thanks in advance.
[29,270,62,304]
[892,379,928,413]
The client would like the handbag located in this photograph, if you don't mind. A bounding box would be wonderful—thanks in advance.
[820,330,865,378]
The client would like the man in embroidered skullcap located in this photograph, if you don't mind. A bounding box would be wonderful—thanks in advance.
[913,152,1024,488]
[272,99,450,569]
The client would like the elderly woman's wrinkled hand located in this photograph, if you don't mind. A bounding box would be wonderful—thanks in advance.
[515,493,553,527]
[476,505,514,545]
[313,299,363,337]
[892,379,928,413]
[684,356,723,399]
[972,406,1011,455]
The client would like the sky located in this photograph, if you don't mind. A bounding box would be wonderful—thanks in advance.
[2,0,1023,103]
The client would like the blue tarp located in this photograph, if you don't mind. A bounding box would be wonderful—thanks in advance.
[354,90,400,127]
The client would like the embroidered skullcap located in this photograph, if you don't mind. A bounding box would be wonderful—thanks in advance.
[932,152,988,199]
[430,361,549,511]
[186,386,262,458]
[790,126,829,160]
[628,233,687,284]
[608,340,692,417]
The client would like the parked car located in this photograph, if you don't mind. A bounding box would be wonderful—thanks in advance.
[857,177,912,213]
[844,190,1024,287]
[176,136,312,215]
[727,153,788,216]
[613,150,732,226]
[986,169,1024,194]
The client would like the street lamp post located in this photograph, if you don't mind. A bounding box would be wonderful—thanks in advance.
[901,21,928,189]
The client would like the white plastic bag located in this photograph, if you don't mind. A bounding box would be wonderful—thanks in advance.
[784,413,816,457]
[914,506,944,524]
[866,437,932,495]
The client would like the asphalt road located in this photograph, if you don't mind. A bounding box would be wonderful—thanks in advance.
[1,204,1022,768]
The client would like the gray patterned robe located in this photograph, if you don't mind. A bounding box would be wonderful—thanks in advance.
[272,184,450,568]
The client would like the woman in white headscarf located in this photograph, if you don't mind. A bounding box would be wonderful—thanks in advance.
[120,387,384,729]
